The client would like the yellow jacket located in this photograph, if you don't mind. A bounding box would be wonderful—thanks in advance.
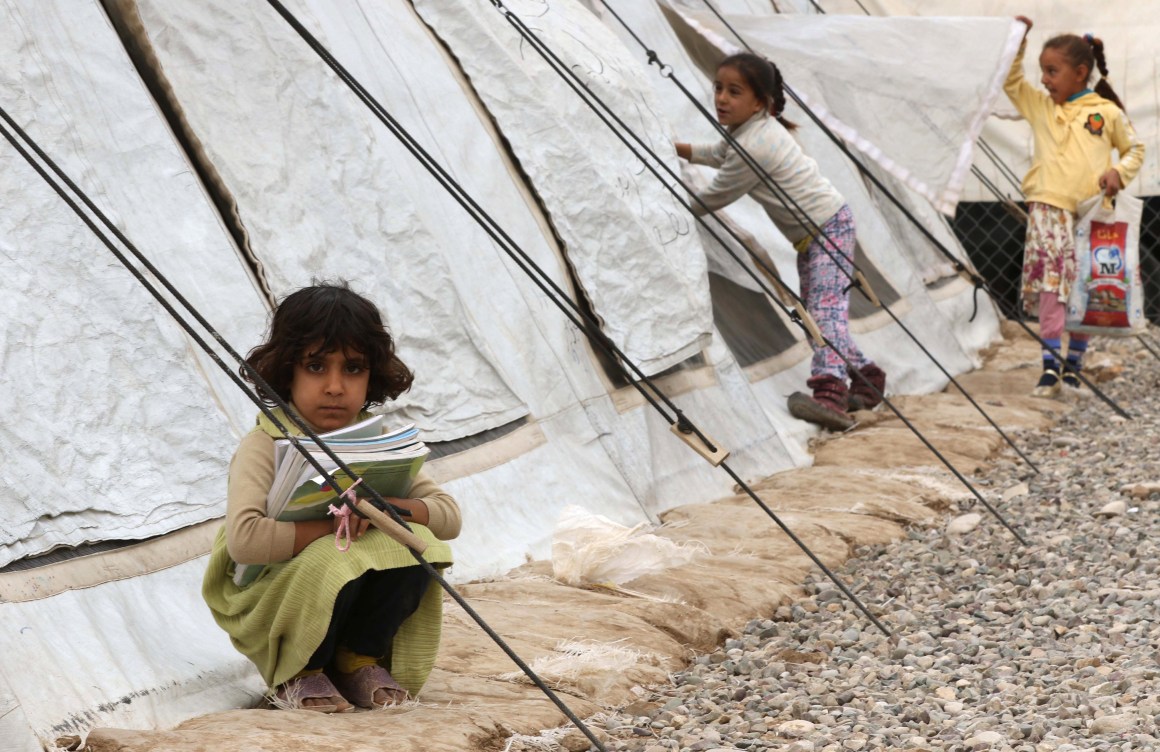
[1004,41,1145,213]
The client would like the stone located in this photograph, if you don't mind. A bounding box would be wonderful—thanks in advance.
[559,728,609,751]
[778,720,816,738]
[967,730,1005,747]
[1089,714,1137,734]
[1094,500,1128,517]
[947,513,982,535]
[1121,481,1160,499]
[1003,481,1030,500]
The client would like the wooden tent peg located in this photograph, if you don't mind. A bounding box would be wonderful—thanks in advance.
[670,423,730,466]
[854,270,881,308]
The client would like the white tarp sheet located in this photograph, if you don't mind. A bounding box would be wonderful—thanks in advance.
[121,0,531,442]
[0,0,267,567]
[822,0,1160,201]
[596,1,991,326]
[663,1,1025,215]
[413,0,714,373]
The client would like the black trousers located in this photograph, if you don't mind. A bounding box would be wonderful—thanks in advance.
[305,565,431,671]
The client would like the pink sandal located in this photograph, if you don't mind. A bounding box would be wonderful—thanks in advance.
[331,664,408,709]
[272,672,353,713]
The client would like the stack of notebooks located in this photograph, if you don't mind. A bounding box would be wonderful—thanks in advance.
[232,415,428,586]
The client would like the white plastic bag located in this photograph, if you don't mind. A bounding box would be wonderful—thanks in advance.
[1067,192,1146,336]
[550,505,706,586]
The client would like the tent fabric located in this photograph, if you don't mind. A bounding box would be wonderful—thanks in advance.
[98,0,807,580]
[119,0,531,442]
[823,0,1160,202]
[413,0,715,374]
[663,1,1026,215]
[596,0,995,382]
[0,0,268,568]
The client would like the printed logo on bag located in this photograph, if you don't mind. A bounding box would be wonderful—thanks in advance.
[1084,113,1105,136]
[1083,220,1130,327]
[1093,245,1123,276]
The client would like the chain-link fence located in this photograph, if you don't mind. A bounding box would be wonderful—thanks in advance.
[950,196,1160,322]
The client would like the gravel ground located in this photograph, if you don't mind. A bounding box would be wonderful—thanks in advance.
[526,335,1160,752]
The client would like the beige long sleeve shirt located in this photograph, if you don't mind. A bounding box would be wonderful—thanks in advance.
[689,110,845,244]
[225,428,461,565]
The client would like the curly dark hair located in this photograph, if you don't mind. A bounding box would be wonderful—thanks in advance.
[718,52,798,132]
[242,281,414,407]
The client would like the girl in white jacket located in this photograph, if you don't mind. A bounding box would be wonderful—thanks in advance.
[676,53,884,430]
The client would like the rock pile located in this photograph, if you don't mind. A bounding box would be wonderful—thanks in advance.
[549,339,1160,752]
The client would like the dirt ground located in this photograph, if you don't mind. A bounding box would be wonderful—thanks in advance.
[81,323,1073,752]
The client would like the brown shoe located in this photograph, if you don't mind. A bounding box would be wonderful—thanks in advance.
[788,375,855,431]
[331,664,408,709]
[847,363,887,412]
[271,672,354,713]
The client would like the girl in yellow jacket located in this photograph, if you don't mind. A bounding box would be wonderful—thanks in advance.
[1005,17,1145,397]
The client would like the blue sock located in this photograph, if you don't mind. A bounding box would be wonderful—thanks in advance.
[1067,338,1088,371]
[1042,338,1061,370]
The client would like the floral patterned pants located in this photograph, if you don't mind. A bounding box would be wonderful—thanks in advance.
[797,204,870,380]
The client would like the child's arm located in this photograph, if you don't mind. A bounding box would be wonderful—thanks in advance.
[403,472,461,540]
[688,139,730,169]
[689,146,764,216]
[226,431,299,565]
[1003,18,1045,120]
[1106,110,1146,194]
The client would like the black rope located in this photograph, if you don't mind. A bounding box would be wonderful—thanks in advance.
[257,0,913,729]
[592,0,1041,478]
[262,0,899,640]
[490,0,1030,546]
[1134,331,1160,361]
[976,138,1027,196]
[692,0,1132,421]
[968,278,984,323]
[586,0,1035,532]
[0,103,623,726]
[0,105,620,749]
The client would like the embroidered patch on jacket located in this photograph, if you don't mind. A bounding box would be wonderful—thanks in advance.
[1084,113,1105,136]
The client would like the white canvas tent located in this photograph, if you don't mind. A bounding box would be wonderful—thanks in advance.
[0,1,1017,749]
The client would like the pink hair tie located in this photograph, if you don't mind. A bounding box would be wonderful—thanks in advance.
[327,477,364,552]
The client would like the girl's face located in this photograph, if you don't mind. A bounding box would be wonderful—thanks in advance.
[713,65,765,127]
[289,345,370,431]
[1039,47,1090,105]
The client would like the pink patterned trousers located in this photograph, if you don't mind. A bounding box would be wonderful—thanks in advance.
[797,204,870,380]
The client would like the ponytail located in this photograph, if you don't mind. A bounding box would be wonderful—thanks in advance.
[767,60,799,132]
[1085,34,1126,111]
